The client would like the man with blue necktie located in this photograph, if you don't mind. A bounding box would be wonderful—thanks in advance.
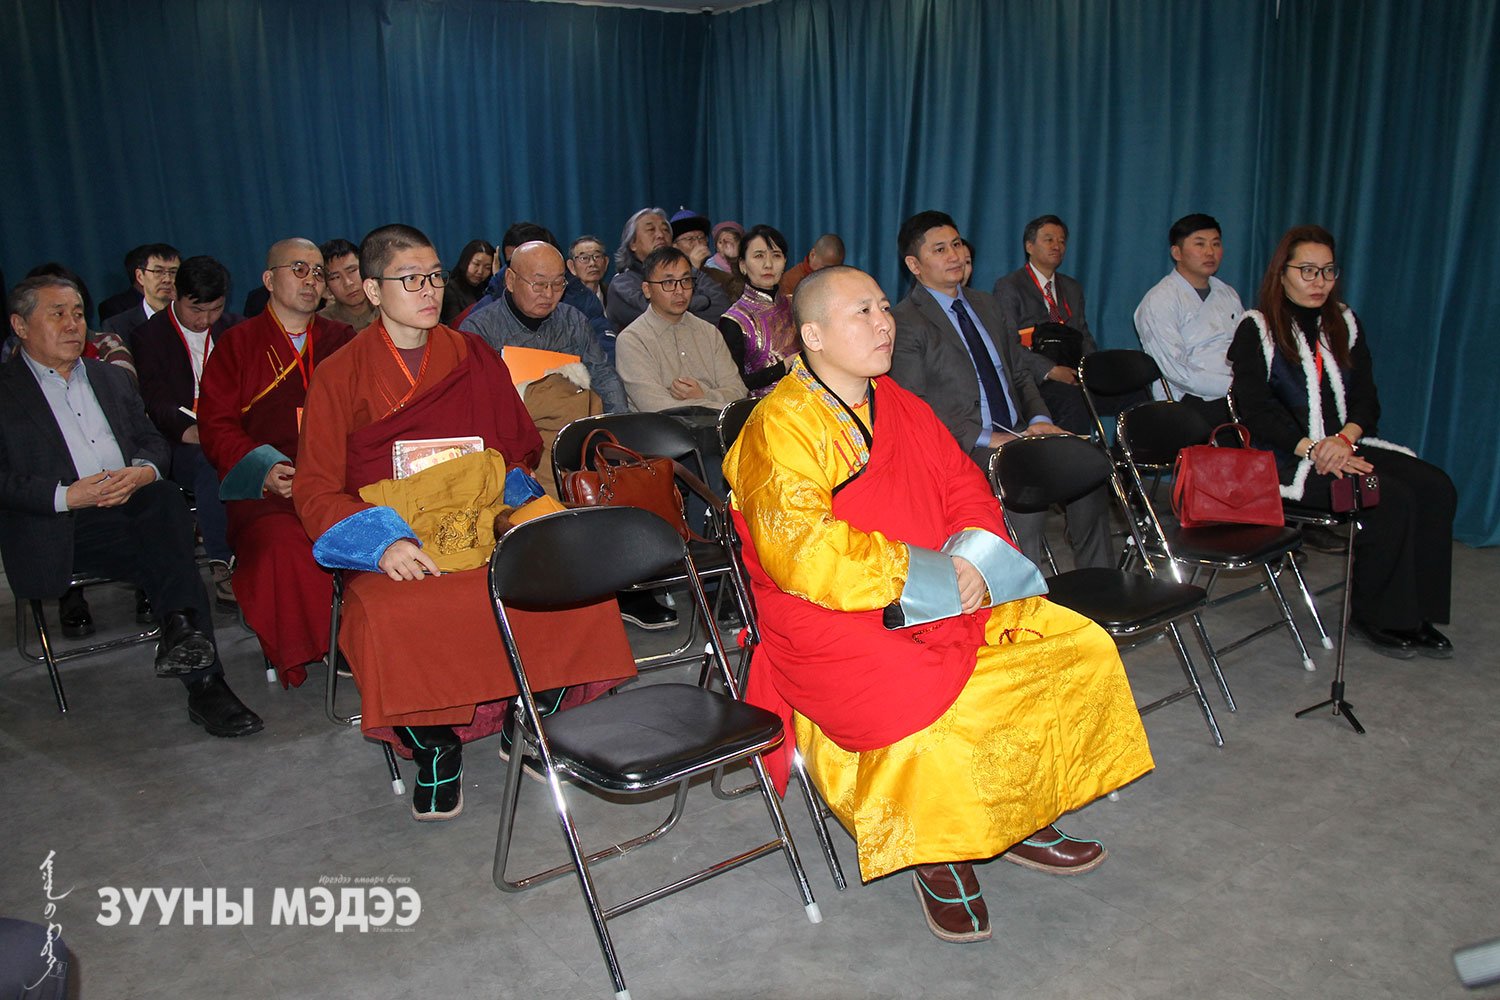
[889,211,1114,571]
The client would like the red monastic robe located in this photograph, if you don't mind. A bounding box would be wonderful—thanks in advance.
[199,309,357,686]
[293,322,634,732]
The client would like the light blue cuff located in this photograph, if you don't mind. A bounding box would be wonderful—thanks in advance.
[131,459,162,481]
[1027,415,1051,427]
[942,529,1048,607]
[896,544,963,627]
[504,467,545,507]
[312,506,419,572]
[54,483,69,513]
[220,444,292,501]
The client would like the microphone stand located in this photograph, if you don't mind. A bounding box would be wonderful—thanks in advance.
[1296,513,1363,733]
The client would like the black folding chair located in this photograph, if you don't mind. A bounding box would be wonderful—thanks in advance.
[553,412,751,671]
[324,570,410,797]
[11,575,160,713]
[990,435,1227,745]
[716,396,759,454]
[1115,401,1319,674]
[1078,349,1173,446]
[489,506,820,999]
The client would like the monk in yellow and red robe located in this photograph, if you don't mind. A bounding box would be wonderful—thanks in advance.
[723,267,1153,943]
[199,238,356,688]
[293,224,634,822]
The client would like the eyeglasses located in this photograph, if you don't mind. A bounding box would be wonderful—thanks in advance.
[373,269,449,292]
[1285,263,1341,282]
[269,261,327,280]
[646,277,694,291]
[516,277,569,294]
[572,252,606,264]
[141,266,179,278]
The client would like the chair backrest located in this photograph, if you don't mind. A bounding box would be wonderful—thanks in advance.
[988,434,1114,513]
[552,412,705,482]
[489,506,687,608]
[1115,400,1215,470]
[718,397,758,452]
[1080,349,1167,398]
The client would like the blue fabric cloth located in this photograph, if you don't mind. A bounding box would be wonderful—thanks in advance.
[503,467,545,507]
[312,506,418,573]
[218,443,291,501]
[941,528,1048,607]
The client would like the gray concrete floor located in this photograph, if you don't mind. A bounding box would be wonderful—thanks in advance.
[1,541,1496,1000]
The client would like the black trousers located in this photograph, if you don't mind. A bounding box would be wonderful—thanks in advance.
[1296,448,1456,629]
[70,478,220,681]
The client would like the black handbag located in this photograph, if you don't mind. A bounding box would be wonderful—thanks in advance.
[1029,322,1086,368]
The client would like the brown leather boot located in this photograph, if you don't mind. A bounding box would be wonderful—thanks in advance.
[912,862,990,943]
[1002,824,1106,875]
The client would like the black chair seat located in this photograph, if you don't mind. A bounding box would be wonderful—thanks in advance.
[543,682,783,789]
[1162,523,1303,566]
[1044,568,1207,632]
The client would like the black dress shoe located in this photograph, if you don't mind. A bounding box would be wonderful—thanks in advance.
[59,587,95,639]
[155,609,218,677]
[186,674,264,737]
[1302,525,1350,555]
[1350,619,1417,660]
[135,590,157,626]
[1388,622,1454,659]
[617,591,678,631]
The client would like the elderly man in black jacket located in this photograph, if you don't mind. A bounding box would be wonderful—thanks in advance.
[1,276,261,736]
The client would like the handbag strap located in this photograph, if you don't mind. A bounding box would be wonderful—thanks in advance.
[1209,422,1253,449]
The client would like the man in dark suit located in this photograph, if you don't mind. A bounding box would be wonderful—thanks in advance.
[992,215,1098,433]
[1,276,261,737]
[101,243,179,347]
[132,255,242,607]
[890,211,1113,571]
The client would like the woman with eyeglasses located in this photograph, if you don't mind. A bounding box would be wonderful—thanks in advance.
[438,239,496,326]
[718,225,796,397]
[1228,224,1456,660]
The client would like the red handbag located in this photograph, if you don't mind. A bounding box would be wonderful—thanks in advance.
[559,428,715,542]
[1170,423,1285,528]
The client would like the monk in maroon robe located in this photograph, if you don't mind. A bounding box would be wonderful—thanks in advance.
[199,238,356,687]
[293,224,633,821]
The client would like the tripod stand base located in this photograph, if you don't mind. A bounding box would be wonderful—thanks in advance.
[1296,680,1365,734]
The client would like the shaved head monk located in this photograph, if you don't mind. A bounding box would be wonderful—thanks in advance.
[723,266,1153,943]
[198,238,357,688]
[293,224,635,822]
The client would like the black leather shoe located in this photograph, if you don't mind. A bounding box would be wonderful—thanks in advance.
[185,675,263,737]
[617,592,678,631]
[59,587,95,639]
[155,609,218,677]
[1350,619,1417,660]
[1302,525,1350,555]
[1388,622,1453,659]
[135,590,157,626]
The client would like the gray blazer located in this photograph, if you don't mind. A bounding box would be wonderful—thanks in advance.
[991,267,1098,382]
[0,354,170,597]
[890,283,1049,458]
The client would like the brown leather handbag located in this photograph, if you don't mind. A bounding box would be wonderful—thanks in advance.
[559,429,714,542]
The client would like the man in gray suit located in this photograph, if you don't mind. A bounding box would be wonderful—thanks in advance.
[890,212,1113,571]
[992,215,1098,433]
[1,276,261,736]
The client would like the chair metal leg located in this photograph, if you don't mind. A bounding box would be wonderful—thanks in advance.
[1263,561,1316,671]
[1283,550,1334,649]
[30,599,68,714]
[1156,622,1224,747]
[381,739,405,796]
[1188,613,1235,713]
[792,751,847,891]
[748,752,821,923]
[324,578,359,727]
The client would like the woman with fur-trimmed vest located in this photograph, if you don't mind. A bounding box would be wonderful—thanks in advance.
[1228,224,1456,660]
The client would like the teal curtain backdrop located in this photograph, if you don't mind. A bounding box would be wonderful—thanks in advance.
[0,0,708,309]
[1,0,1496,542]
[701,0,1500,545]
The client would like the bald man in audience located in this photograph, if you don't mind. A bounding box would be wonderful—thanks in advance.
[779,233,845,296]
[198,238,357,688]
